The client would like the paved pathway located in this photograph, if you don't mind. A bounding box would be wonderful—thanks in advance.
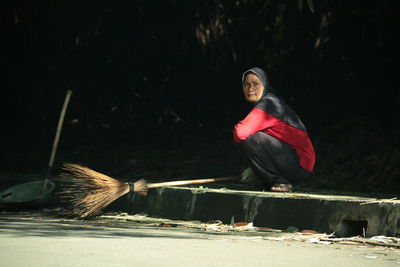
[0,211,399,266]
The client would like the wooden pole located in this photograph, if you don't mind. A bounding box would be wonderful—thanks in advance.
[147,176,240,189]
[41,90,72,194]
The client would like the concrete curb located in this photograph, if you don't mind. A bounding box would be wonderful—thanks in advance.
[106,185,400,237]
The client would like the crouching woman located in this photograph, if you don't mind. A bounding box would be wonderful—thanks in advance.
[233,67,315,192]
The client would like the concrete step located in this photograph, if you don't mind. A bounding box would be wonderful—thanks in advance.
[105,183,400,238]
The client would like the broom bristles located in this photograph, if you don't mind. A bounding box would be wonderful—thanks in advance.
[56,163,146,219]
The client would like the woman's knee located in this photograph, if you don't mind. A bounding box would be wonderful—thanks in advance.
[243,132,281,152]
[242,132,266,154]
[243,132,268,146]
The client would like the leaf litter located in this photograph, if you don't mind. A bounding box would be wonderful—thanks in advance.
[100,212,400,248]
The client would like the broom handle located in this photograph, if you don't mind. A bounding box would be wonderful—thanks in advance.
[42,89,73,193]
[147,176,240,189]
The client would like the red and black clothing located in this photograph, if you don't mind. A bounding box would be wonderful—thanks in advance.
[233,67,315,185]
[234,92,315,172]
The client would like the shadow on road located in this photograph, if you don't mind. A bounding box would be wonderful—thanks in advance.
[0,212,211,240]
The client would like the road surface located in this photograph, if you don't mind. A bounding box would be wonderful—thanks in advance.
[0,211,399,266]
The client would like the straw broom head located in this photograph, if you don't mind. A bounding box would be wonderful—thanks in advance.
[56,163,148,219]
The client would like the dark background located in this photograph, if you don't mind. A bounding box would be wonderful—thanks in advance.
[1,0,399,194]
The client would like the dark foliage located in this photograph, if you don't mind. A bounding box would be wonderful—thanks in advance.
[1,0,399,194]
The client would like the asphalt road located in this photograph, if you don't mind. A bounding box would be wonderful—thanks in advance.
[0,211,399,267]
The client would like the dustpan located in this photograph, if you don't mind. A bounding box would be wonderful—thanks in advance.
[0,180,56,208]
[0,90,72,209]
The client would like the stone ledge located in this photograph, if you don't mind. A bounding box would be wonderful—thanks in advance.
[106,185,400,237]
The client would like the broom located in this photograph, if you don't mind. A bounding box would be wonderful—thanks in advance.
[56,163,240,219]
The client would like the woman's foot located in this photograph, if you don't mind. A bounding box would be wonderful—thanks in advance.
[271,183,293,192]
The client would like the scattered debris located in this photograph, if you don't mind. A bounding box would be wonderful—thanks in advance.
[364,255,377,259]
[6,211,399,250]
[99,213,400,248]
[308,237,333,244]
[370,235,400,244]
[360,197,398,205]
[319,236,400,248]
[190,186,208,194]
[263,236,301,242]
[300,229,320,235]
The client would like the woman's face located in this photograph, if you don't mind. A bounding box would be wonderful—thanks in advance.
[242,73,264,103]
